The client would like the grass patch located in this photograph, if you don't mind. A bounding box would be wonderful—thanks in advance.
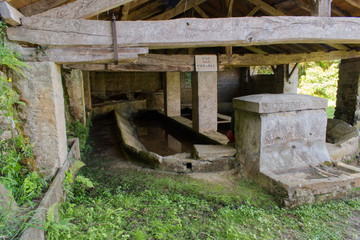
[56,157,360,240]
[326,106,335,119]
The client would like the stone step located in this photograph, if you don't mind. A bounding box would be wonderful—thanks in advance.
[194,144,237,161]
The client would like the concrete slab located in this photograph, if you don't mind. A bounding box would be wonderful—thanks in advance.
[233,93,327,114]
[194,144,237,161]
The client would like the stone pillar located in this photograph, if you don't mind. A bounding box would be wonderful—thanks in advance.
[83,71,92,114]
[165,72,181,116]
[62,69,86,124]
[12,62,67,177]
[274,64,298,94]
[191,72,218,133]
[335,58,360,126]
[233,94,329,178]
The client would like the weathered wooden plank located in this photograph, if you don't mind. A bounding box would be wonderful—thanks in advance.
[150,0,208,20]
[246,0,287,16]
[0,2,24,26]
[127,0,163,20]
[311,0,332,17]
[19,0,68,16]
[64,50,360,72]
[6,41,148,63]
[34,0,135,19]
[7,16,360,49]
[219,50,360,68]
[344,0,360,9]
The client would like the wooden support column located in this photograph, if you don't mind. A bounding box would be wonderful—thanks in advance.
[335,58,360,126]
[165,72,181,117]
[274,64,299,93]
[191,72,218,133]
[83,71,92,114]
[311,0,332,17]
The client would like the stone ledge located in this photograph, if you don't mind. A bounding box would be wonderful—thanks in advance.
[194,144,236,161]
[233,94,327,113]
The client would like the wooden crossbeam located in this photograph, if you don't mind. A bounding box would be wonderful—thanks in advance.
[0,2,23,26]
[58,50,360,71]
[127,0,163,20]
[246,0,287,16]
[244,46,268,54]
[247,6,260,16]
[219,50,360,68]
[34,0,135,19]
[19,0,68,16]
[121,3,131,20]
[6,41,149,64]
[7,17,360,49]
[150,0,208,20]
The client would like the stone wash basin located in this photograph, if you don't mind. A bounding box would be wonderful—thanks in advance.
[115,110,237,173]
[233,94,360,207]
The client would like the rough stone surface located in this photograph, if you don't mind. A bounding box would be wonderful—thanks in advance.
[326,119,359,162]
[165,72,181,117]
[0,183,18,211]
[192,72,218,133]
[82,71,92,113]
[233,93,328,114]
[146,91,164,111]
[63,69,86,124]
[0,111,18,141]
[12,62,67,177]
[194,144,237,161]
[233,94,329,175]
[335,58,360,126]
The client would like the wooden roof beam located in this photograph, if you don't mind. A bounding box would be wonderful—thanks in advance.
[193,5,209,18]
[61,50,360,72]
[0,1,23,26]
[19,0,68,16]
[246,0,287,16]
[34,0,136,19]
[150,0,208,20]
[7,16,360,49]
[344,0,360,9]
[127,0,164,20]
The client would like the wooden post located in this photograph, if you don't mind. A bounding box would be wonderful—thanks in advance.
[311,0,332,17]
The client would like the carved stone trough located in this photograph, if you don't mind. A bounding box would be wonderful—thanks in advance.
[233,94,360,207]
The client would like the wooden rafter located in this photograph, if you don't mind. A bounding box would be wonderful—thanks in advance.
[19,0,68,16]
[7,16,360,49]
[193,5,209,18]
[121,3,131,20]
[246,0,287,16]
[150,0,208,20]
[247,6,260,16]
[34,0,135,19]
[344,0,360,9]
[127,0,164,20]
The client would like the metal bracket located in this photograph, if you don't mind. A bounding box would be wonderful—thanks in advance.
[111,13,119,65]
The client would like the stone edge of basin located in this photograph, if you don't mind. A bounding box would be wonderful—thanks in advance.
[233,93,328,113]
[259,162,360,207]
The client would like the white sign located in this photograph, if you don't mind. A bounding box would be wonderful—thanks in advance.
[195,55,217,72]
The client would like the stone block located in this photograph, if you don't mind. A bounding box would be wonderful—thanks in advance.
[12,62,67,177]
[62,69,86,124]
[165,72,181,116]
[194,144,237,161]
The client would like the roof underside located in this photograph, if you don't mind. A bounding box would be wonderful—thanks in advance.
[3,0,360,63]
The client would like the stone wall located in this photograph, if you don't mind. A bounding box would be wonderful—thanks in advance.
[335,58,360,126]
[12,62,67,177]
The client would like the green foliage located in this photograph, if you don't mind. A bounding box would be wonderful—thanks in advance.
[56,157,360,239]
[326,106,335,119]
[75,175,94,189]
[0,21,28,75]
[44,203,74,240]
[17,172,47,205]
[66,120,92,153]
[298,61,339,106]
[0,205,38,239]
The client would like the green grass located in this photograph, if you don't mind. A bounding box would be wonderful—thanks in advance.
[55,157,360,240]
[326,106,335,119]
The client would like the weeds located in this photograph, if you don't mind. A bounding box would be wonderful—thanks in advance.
[56,157,360,240]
